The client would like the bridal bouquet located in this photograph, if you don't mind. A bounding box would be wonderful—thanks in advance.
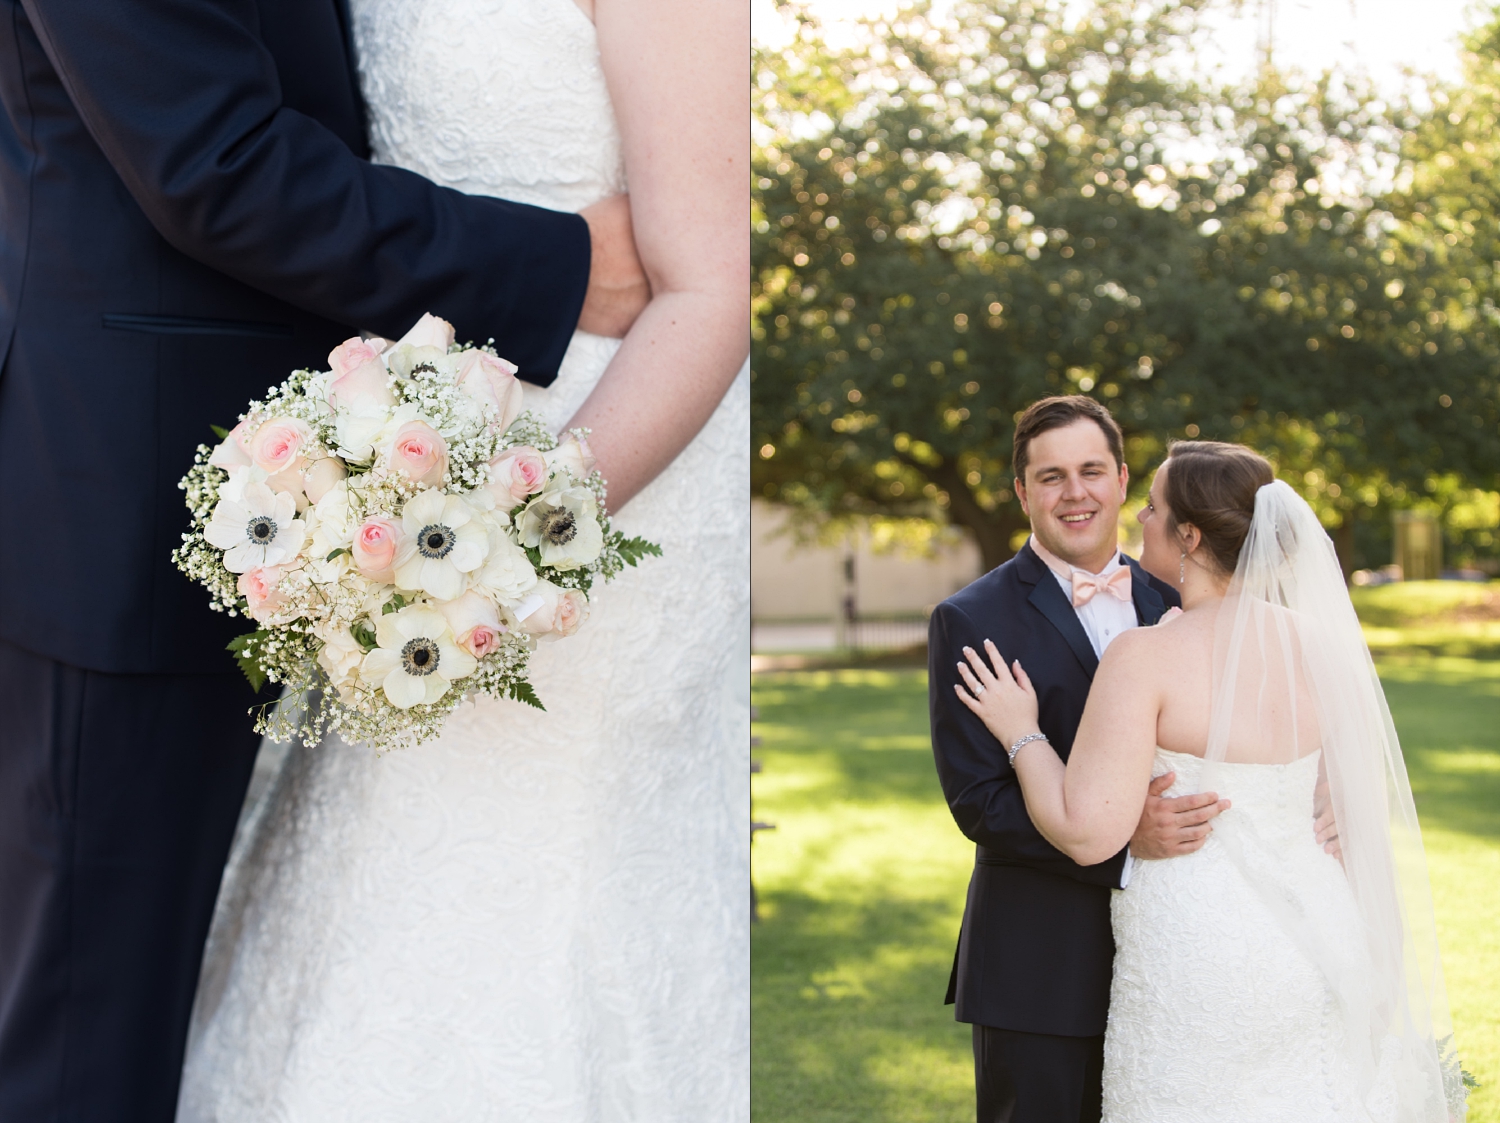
[173,313,659,751]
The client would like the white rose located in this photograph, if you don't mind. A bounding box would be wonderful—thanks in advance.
[545,432,597,483]
[317,624,366,702]
[334,398,395,463]
[303,456,348,503]
[393,312,456,352]
[474,524,538,604]
[313,480,355,545]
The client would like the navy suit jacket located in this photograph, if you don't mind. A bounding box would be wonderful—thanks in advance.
[928,542,1179,1036]
[0,0,592,673]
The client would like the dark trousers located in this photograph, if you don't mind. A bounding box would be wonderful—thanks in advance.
[973,1024,1104,1123]
[0,637,262,1122]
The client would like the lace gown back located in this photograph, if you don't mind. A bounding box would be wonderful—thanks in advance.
[1105,748,1388,1123]
[176,1,750,1119]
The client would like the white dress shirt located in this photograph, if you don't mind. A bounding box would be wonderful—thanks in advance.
[1028,536,1142,885]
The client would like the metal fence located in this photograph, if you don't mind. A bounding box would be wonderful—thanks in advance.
[750,613,929,653]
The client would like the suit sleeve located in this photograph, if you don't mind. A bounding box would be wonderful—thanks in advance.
[928,600,1126,890]
[21,0,589,383]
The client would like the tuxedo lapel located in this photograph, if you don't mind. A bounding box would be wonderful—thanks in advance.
[1017,545,1100,677]
[1125,555,1167,626]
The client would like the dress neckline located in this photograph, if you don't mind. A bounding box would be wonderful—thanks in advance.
[1155,745,1322,769]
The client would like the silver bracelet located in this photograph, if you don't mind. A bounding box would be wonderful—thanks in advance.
[1007,732,1049,767]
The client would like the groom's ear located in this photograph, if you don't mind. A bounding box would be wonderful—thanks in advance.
[1013,476,1030,517]
[1116,459,1129,499]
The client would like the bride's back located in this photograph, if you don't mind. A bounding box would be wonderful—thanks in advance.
[1148,603,1324,765]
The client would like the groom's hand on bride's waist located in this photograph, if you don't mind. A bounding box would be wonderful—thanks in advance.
[578,195,651,337]
[1128,772,1231,860]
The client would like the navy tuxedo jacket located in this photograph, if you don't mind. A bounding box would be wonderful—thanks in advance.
[0,0,592,673]
[928,542,1179,1036]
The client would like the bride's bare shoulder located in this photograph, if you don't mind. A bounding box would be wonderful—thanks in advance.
[1101,607,1210,671]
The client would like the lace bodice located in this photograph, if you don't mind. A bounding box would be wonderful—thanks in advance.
[1104,748,1390,1122]
[176,1,750,1119]
[353,0,624,211]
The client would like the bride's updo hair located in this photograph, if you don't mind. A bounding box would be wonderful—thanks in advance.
[1163,441,1275,575]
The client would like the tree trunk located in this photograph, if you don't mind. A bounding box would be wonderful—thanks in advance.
[922,459,1027,573]
[1332,515,1356,586]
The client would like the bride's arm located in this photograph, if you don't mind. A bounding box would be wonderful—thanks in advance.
[955,633,1162,865]
[568,0,749,511]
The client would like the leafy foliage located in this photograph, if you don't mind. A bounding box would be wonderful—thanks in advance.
[752,0,1500,570]
[227,630,270,693]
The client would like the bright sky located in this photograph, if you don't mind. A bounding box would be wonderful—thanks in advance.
[752,0,1484,94]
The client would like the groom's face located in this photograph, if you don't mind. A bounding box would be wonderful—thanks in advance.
[1014,420,1128,573]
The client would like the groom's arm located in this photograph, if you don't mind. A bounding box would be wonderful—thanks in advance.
[20,0,595,382]
[928,601,1127,890]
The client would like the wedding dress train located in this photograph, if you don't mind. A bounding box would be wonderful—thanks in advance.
[176,1,749,1119]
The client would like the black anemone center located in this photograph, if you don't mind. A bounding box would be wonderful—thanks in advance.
[400,637,440,677]
[539,506,578,546]
[416,523,455,559]
[247,516,278,544]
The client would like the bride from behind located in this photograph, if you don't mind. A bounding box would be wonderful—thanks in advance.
[177,0,748,1120]
[955,441,1466,1122]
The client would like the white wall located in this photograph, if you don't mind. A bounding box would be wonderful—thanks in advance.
[750,500,983,620]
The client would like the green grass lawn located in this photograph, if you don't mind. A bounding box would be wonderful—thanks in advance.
[752,646,1500,1119]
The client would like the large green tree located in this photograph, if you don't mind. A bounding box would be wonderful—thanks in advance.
[753,0,1500,572]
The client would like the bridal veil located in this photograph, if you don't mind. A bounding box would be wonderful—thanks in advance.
[1199,479,1463,1121]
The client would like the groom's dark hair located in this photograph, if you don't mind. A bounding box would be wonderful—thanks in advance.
[1011,395,1124,482]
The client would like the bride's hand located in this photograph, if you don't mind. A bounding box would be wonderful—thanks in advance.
[953,639,1042,750]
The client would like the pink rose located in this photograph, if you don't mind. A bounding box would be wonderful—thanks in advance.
[485,445,548,506]
[238,566,287,623]
[555,589,587,637]
[352,517,403,580]
[386,420,448,487]
[517,581,588,639]
[437,591,506,658]
[456,350,523,433]
[249,418,312,475]
[265,467,309,512]
[208,417,253,471]
[327,338,394,409]
[303,456,348,503]
[394,313,456,352]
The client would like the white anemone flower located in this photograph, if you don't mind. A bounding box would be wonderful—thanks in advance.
[391,489,489,600]
[203,482,306,573]
[514,483,604,571]
[358,604,476,709]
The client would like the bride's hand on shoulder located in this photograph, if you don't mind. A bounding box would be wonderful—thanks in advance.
[953,639,1041,750]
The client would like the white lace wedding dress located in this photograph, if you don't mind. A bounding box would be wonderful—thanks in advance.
[1105,748,1388,1123]
[175,1,750,1119]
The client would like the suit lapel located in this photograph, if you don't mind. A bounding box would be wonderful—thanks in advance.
[1017,545,1100,677]
[1125,555,1167,626]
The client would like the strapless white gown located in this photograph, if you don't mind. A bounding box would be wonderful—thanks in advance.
[1104,748,1388,1123]
[175,1,750,1119]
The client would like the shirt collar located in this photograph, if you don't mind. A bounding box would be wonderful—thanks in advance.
[1029,534,1123,585]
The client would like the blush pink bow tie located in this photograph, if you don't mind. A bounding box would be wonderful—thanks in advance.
[1070,566,1132,607]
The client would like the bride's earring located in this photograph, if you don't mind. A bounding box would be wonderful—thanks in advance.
[1179,552,1187,585]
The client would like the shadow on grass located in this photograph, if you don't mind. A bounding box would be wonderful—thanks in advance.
[752,888,971,1123]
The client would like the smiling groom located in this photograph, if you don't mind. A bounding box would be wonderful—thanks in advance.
[928,396,1226,1123]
